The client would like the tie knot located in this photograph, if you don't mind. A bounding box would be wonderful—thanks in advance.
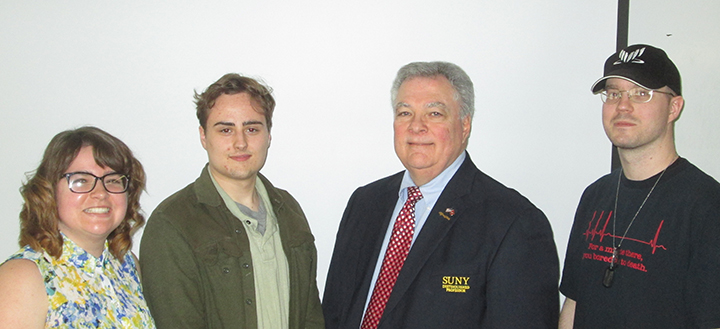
[406,186,423,203]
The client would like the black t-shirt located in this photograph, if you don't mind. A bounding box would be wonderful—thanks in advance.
[560,158,720,328]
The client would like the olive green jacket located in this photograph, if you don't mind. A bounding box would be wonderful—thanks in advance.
[140,166,324,329]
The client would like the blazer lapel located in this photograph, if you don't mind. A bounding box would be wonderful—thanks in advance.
[345,173,403,327]
[380,155,478,320]
[355,181,401,282]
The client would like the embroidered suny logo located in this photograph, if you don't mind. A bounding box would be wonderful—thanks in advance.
[442,276,470,293]
[614,47,646,65]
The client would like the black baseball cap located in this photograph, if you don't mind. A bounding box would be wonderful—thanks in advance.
[591,44,681,96]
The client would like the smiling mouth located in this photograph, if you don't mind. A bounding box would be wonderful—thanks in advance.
[84,207,110,214]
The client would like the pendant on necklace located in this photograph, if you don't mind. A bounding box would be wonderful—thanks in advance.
[603,247,619,288]
[603,266,615,288]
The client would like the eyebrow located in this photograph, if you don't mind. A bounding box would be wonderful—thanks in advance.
[242,120,264,126]
[64,171,119,177]
[426,102,446,109]
[394,102,409,110]
[212,120,265,127]
[213,121,235,127]
[394,102,447,110]
[604,82,645,90]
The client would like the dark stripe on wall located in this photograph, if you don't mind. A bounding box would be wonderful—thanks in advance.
[611,0,630,171]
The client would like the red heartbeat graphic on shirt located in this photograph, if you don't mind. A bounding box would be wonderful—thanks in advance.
[582,210,667,254]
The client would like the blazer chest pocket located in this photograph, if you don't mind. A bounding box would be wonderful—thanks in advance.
[406,269,486,321]
[430,265,485,298]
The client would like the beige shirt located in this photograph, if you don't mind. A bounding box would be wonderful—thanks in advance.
[210,173,290,329]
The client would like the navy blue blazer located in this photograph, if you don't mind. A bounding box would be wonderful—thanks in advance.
[322,154,559,328]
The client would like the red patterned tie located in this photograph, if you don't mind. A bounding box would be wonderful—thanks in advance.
[360,186,423,329]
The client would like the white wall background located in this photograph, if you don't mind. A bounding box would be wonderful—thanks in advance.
[629,1,720,181]
[0,1,717,297]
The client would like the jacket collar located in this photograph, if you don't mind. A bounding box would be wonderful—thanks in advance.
[193,164,223,207]
[192,164,313,247]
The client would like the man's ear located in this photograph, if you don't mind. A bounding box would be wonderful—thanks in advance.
[462,115,472,143]
[668,95,684,123]
[199,125,208,150]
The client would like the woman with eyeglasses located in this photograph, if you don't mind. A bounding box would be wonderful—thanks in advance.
[0,126,155,328]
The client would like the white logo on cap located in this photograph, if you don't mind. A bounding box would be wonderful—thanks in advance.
[613,47,646,65]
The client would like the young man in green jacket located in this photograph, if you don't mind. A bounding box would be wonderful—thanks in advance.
[140,73,324,329]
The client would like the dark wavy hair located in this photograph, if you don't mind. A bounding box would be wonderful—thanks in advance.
[19,126,146,262]
[194,73,276,131]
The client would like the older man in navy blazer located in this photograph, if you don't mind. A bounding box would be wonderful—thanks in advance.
[322,61,559,329]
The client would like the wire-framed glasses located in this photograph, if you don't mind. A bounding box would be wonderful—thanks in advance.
[61,172,130,194]
[600,88,676,104]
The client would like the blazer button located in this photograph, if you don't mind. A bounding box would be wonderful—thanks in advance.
[245,299,253,305]
[222,267,230,274]
[235,229,242,234]
[242,263,250,269]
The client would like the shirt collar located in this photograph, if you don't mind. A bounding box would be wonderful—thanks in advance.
[209,170,278,235]
[58,233,111,273]
[399,151,466,198]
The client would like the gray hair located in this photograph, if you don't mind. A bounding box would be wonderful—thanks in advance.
[390,61,475,120]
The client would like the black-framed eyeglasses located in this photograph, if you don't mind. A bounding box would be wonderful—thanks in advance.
[599,88,676,104]
[61,172,130,194]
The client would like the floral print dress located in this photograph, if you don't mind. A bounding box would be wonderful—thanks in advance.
[5,236,156,328]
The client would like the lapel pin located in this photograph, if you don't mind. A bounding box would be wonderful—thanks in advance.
[439,208,455,221]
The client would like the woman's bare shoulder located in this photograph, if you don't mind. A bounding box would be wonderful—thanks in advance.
[0,259,48,328]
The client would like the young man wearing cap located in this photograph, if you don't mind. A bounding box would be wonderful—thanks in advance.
[558,44,720,328]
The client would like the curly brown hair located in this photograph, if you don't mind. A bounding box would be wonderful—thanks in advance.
[194,73,276,131]
[19,126,146,262]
